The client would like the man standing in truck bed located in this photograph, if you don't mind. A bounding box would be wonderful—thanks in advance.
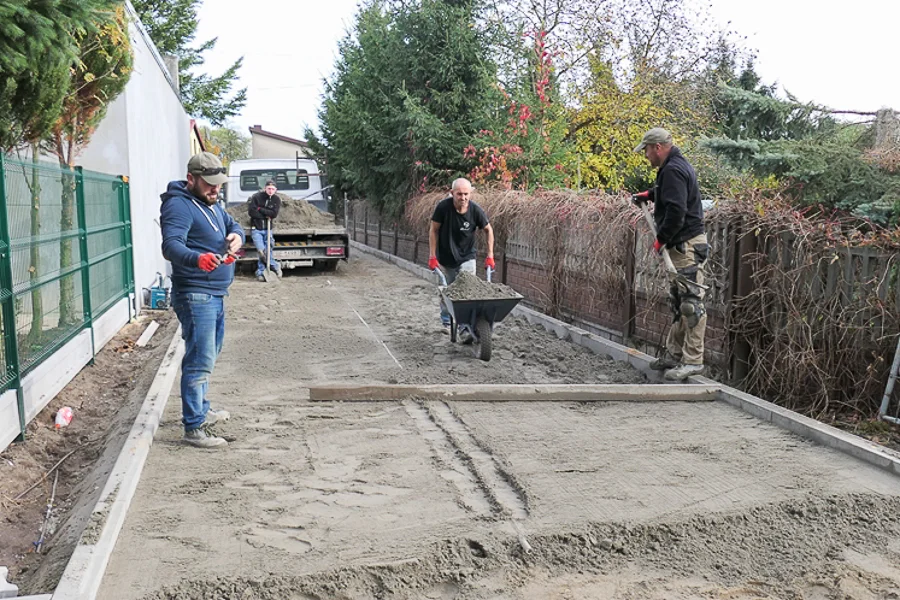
[248,179,283,281]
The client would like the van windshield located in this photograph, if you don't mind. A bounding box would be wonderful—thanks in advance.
[239,169,310,191]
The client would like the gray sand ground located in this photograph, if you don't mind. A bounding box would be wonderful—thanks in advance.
[97,254,900,600]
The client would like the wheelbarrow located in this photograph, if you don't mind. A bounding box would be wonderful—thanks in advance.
[435,268,523,361]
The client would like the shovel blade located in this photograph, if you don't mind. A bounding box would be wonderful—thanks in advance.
[262,268,279,283]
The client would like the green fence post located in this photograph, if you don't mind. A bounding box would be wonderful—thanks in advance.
[121,176,134,312]
[117,177,131,321]
[74,167,95,362]
[0,156,25,440]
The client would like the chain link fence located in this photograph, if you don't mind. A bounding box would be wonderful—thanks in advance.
[0,156,133,440]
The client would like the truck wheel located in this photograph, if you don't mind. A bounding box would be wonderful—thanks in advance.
[474,318,492,361]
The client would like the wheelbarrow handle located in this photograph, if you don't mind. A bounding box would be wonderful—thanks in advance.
[433,268,448,287]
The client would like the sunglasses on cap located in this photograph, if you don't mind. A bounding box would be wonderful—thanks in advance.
[192,167,226,176]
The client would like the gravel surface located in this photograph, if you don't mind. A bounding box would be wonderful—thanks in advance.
[94,253,900,600]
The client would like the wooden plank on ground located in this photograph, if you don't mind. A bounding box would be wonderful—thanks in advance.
[308,383,722,403]
[136,321,160,348]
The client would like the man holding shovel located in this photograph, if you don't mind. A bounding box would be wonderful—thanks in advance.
[161,152,244,448]
[248,180,283,281]
[633,128,709,380]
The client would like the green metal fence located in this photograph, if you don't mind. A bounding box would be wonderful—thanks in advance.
[0,156,133,441]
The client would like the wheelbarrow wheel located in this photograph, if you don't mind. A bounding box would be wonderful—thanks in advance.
[474,317,492,361]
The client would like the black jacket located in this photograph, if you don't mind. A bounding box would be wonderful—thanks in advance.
[248,191,281,230]
[649,147,704,247]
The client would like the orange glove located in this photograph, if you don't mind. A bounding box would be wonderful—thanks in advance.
[428,256,439,270]
[485,257,495,269]
[198,253,220,272]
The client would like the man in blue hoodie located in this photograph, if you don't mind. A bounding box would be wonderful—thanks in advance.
[161,152,245,448]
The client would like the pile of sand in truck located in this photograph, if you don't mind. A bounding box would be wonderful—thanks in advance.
[226,194,336,229]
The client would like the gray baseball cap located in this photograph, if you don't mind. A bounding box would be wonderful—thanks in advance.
[187,152,228,185]
[634,128,673,152]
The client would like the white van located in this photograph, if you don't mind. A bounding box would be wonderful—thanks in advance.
[225,158,329,212]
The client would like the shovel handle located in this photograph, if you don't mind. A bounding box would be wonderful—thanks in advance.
[637,201,709,292]
[638,203,678,275]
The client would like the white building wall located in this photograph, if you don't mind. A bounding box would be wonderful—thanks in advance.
[78,8,191,308]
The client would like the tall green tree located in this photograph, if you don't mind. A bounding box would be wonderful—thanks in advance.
[0,0,115,151]
[200,125,250,166]
[44,5,133,326]
[702,82,900,222]
[130,0,246,125]
[16,59,72,344]
[317,0,497,214]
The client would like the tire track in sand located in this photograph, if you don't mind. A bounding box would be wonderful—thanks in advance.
[404,398,531,553]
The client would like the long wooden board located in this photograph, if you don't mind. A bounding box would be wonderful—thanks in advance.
[308,383,722,403]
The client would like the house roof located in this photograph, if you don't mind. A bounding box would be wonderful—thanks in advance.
[248,125,309,147]
[190,119,206,151]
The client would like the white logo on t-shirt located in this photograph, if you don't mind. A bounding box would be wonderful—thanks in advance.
[462,221,471,230]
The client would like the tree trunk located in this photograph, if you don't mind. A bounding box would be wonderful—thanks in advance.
[27,146,43,343]
[58,162,77,327]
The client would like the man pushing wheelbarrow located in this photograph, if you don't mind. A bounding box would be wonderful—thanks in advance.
[428,177,496,339]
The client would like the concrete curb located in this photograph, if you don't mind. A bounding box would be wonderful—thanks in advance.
[52,327,185,600]
[351,240,900,477]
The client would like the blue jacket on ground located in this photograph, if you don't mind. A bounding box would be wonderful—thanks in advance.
[160,181,245,295]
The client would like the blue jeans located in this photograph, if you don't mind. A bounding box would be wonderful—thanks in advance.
[440,259,476,325]
[172,292,225,432]
[251,229,280,276]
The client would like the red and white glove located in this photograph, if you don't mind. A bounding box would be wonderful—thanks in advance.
[428,256,439,271]
[485,256,496,269]
[221,254,236,265]
[197,253,220,272]
[652,239,664,254]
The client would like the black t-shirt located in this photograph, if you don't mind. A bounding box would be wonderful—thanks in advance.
[431,196,489,268]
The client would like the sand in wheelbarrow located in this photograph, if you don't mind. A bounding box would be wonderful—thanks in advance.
[226,194,336,229]
[443,271,519,301]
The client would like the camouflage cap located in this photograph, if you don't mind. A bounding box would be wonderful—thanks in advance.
[633,128,673,153]
[187,152,228,185]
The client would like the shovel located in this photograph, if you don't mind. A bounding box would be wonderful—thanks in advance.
[636,200,708,295]
[262,218,279,284]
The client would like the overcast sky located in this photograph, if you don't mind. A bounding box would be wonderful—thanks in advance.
[194,0,899,141]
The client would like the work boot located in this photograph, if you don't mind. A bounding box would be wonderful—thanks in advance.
[458,328,474,345]
[256,274,266,282]
[649,353,680,371]
[205,408,230,426]
[183,428,227,448]
[275,265,283,278]
[664,363,705,381]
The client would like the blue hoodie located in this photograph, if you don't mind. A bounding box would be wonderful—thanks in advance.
[160,181,245,295]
